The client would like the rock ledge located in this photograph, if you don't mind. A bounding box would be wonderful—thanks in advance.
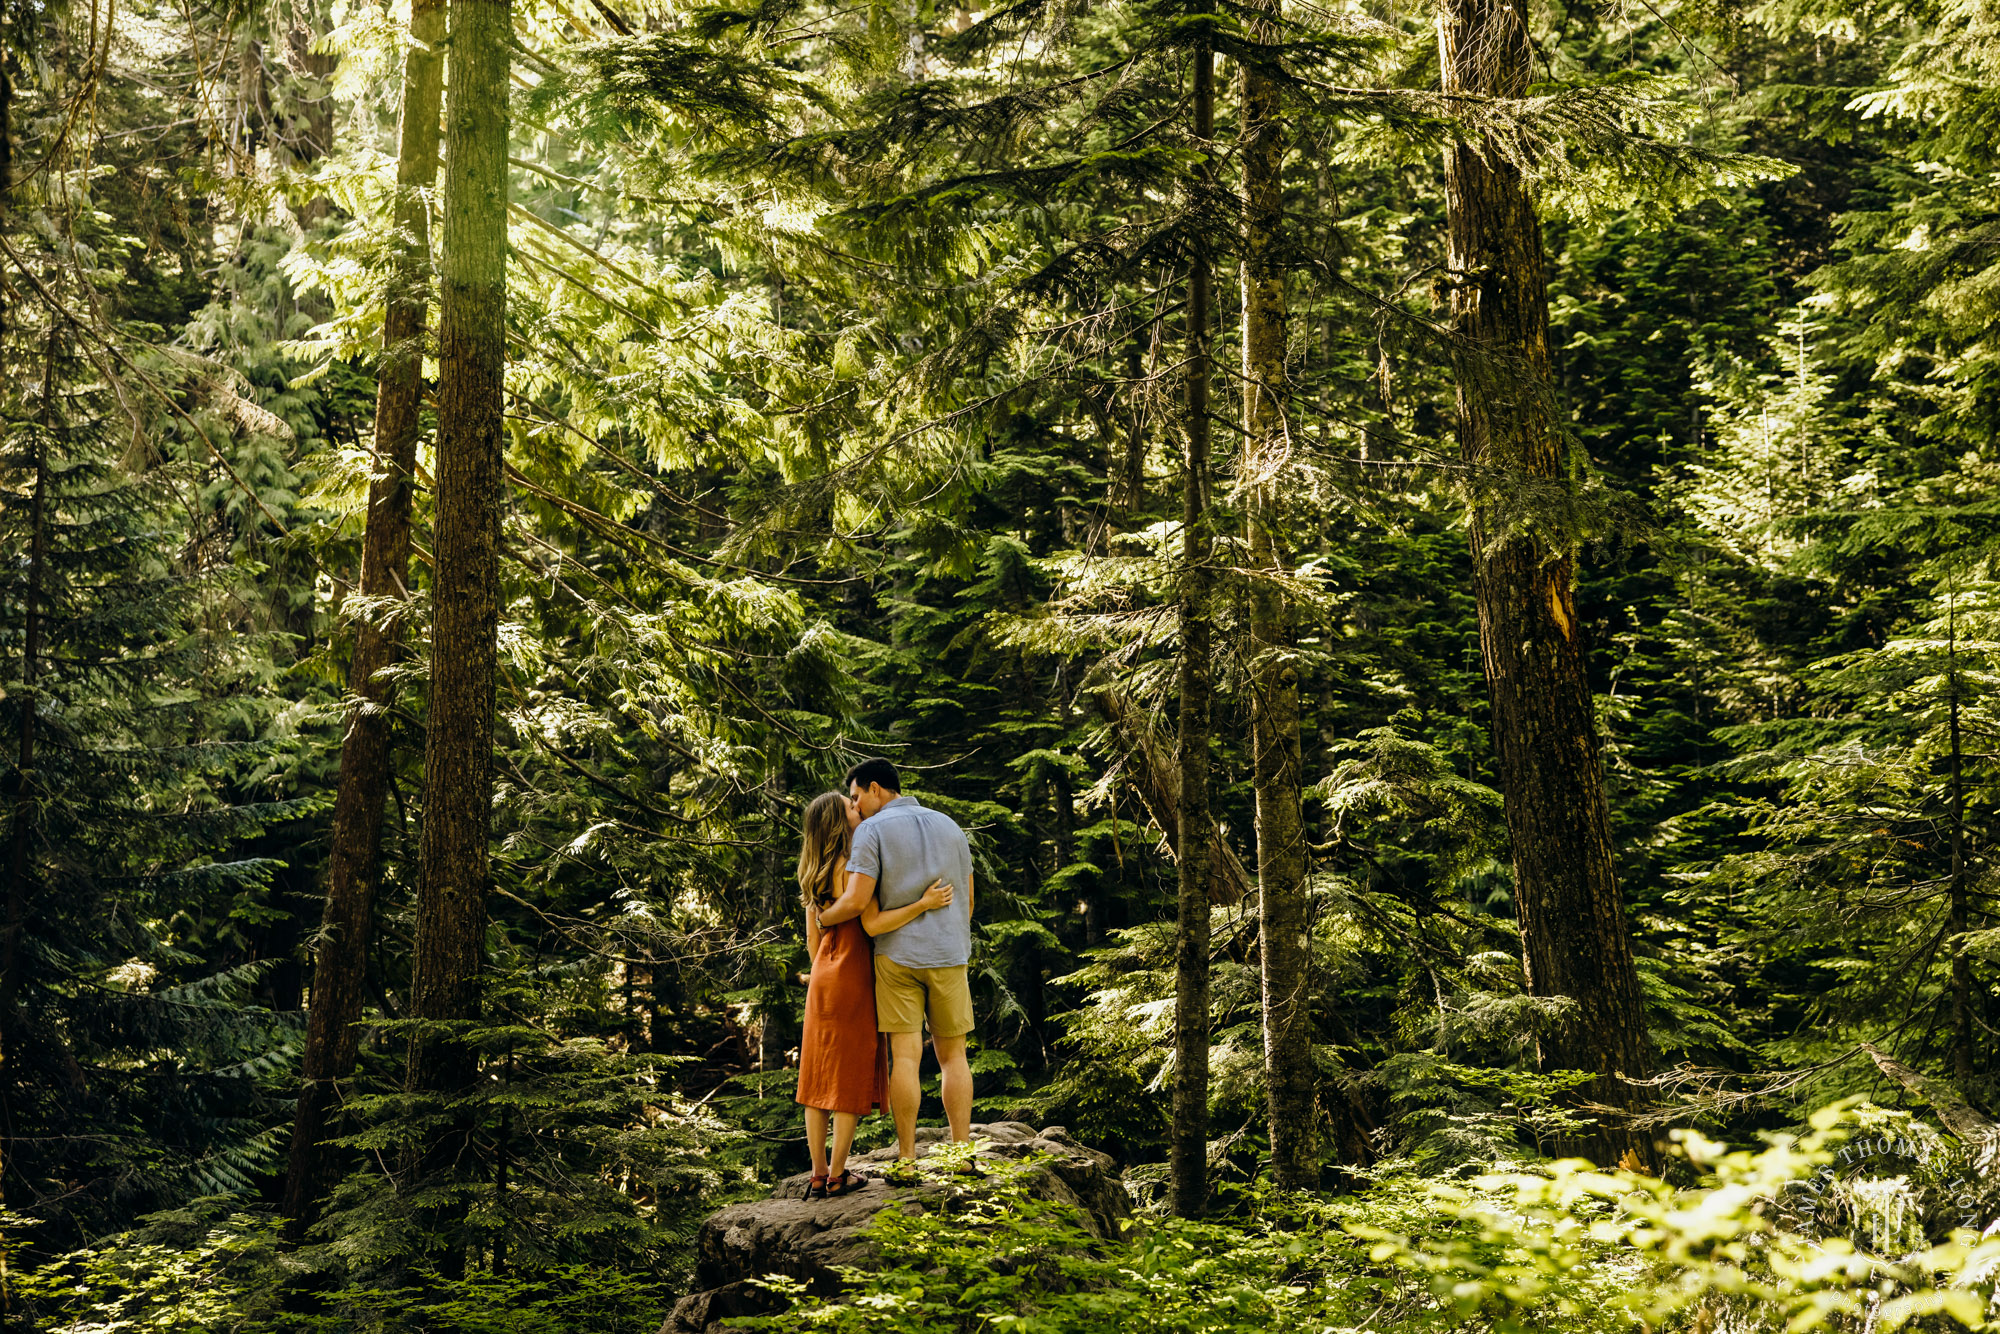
[663,1122,1128,1334]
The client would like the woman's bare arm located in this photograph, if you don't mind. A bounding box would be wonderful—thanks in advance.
[817,860,875,926]
[804,896,822,962]
[861,879,952,937]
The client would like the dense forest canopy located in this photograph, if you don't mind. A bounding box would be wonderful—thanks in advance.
[2,0,2000,1323]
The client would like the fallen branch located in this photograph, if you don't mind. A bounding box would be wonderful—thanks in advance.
[1862,1041,2000,1170]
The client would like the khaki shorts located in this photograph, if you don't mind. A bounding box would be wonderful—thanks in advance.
[873,956,974,1037]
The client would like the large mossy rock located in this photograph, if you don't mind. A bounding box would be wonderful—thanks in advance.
[662,1122,1129,1334]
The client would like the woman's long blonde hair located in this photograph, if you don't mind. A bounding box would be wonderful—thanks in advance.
[796,791,852,911]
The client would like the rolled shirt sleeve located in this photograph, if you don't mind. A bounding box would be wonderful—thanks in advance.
[846,817,883,883]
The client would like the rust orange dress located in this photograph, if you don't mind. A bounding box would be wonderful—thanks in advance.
[795,916,889,1115]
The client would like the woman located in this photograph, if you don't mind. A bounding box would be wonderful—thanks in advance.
[794,790,953,1199]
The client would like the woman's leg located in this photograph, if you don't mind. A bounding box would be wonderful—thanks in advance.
[804,1106,830,1178]
[829,1111,860,1177]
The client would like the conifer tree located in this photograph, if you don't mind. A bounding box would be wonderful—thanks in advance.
[284,0,446,1238]
[403,0,509,1248]
[0,298,302,1246]
[1436,0,1651,1160]
[1944,597,1976,1084]
[1700,567,2000,1097]
[0,326,53,1205]
[1240,0,1314,1190]
[1172,36,1217,1220]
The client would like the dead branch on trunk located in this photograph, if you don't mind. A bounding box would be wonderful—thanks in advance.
[1089,688,1249,906]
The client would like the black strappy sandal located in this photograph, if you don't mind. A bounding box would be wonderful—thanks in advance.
[824,1169,870,1198]
[805,1175,829,1200]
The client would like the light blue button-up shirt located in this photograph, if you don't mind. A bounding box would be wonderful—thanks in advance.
[846,795,974,969]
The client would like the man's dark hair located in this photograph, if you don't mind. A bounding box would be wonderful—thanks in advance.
[845,758,901,794]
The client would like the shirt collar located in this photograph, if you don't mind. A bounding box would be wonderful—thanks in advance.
[881,794,919,812]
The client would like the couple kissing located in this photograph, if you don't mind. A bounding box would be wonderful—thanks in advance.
[792,758,976,1199]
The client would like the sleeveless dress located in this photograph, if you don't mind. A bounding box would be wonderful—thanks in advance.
[795,916,889,1115]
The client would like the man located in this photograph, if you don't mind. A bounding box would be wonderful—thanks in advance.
[824,757,975,1166]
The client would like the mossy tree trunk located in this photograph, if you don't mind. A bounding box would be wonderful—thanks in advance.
[1947,618,1972,1085]
[281,0,445,1242]
[403,0,509,1259]
[1171,40,1216,1221]
[1437,0,1651,1162]
[1241,4,1315,1191]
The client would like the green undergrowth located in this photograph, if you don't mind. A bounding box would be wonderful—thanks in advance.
[12,1104,2000,1334]
[7,1215,674,1334]
[753,1103,2000,1334]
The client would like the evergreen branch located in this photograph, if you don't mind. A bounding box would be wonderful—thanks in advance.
[0,233,290,535]
[509,200,676,305]
[512,238,659,333]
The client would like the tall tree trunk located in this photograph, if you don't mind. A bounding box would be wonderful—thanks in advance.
[1240,13,1314,1191]
[0,56,12,347]
[403,0,508,1262]
[0,331,53,1249]
[1051,745,1080,977]
[1170,41,1216,1221]
[236,40,273,165]
[1,333,51,1019]
[0,65,25,1024]
[1110,334,1149,512]
[757,761,796,1074]
[281,0,341,223]
[281,0,444,1241]
[1947,606,1972,1084]
[649,954,680,1053]
[1437,0,1650,1163]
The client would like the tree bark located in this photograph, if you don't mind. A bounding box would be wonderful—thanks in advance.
[1110,334,1149,511]
[281,0,444,1242]
[1947,613,1972,1084]
[403,0,508,1233]
[1436,0,1650,1163]
[1089,688,1250,905]
[757,761,797,1073]
[1170,41,1215,1221]
[1240,12,1314,1191]
[281,0,342,223]
[1,332,52,1018]
[0,57,12,348]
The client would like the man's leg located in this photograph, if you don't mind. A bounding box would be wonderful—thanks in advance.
[888,1031,925,1161]
[926,965,977,1146]
[933,1032,973,1144]
[875,955,927,1162]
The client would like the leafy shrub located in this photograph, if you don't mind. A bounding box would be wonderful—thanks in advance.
[22,1104,1997,1334]
[11,1211,673,1334]
[1358,1101,2000,1334]
[743,1156,1343,1334]
[755,1104,2000,1334]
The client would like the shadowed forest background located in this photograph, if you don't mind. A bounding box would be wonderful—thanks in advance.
[4,0,2000,1324]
